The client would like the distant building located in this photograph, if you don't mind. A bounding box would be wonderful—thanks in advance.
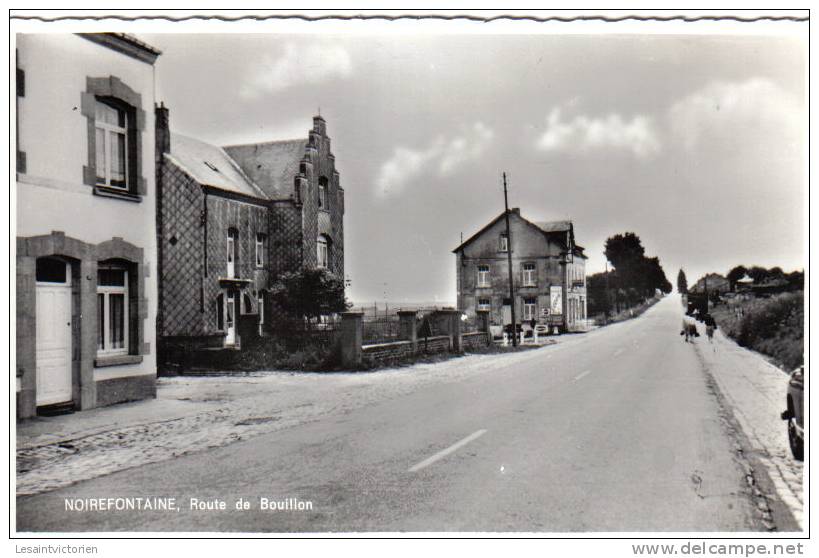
[690,273,730,295]
[155,110,345,357]
[16,34,162,417]
[453,209,587,333]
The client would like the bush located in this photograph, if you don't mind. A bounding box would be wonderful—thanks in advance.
[713,292,803,370]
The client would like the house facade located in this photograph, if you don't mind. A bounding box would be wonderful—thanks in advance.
[156,110,345,358]
[453,209,587,333]
[16,34,162,418]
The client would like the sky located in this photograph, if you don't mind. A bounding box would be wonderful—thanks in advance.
[142,25,807,305]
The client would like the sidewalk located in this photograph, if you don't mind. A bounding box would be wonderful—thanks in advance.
[693,329,804,530]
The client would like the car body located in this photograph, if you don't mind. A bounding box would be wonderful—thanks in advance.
[781,366,804,460]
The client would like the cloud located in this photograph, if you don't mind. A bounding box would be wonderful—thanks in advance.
[241,43,352,98]
[376,122,495,197]
[536,107,661,158]
[669,78,802,152]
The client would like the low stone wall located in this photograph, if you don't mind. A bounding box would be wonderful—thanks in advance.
[362,335,453,366]
[417,335,452,354]
[462,331,490,351]
[362,339,415,361]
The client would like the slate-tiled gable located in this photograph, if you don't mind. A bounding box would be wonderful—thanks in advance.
[223,139,308,200]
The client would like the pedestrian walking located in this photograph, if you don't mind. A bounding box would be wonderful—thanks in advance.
[704,314,717,344]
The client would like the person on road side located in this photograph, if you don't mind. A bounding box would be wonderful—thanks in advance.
[704,313,717,344]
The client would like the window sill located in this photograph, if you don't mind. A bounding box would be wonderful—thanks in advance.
[94,354,144,368]
[93,185,142,202]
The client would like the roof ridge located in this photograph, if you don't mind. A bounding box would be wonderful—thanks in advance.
[223,137,308,149]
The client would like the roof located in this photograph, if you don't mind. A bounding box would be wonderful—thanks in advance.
[223,139,308,199]
[167,133,268,200]
[533,220,572,233]
[453,210,575,253]
[78,33,162,65]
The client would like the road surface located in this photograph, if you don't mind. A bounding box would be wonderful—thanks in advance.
[17,296,768,532]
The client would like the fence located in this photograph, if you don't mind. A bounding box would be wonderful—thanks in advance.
[339,309,491,368]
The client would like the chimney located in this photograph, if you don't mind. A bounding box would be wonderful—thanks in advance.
[155,102,170,157]
[511,207,520,215]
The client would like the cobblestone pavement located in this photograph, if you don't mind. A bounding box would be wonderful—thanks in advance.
[17,346,581,496]
[694,330,804,529]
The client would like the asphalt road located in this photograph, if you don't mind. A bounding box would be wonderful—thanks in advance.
[17,296,762,532]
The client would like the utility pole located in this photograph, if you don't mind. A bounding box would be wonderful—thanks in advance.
[604,260,610,324]
[502,172,517,346]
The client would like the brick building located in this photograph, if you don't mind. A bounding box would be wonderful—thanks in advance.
[453,209,587,333]
[156,109,345,357]
[16,34,162,417]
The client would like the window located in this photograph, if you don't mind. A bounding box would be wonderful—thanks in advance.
[82,76,145,199]
[478,298,491,311]
[499,234,509,252]
[523,263,536,286]
[255,233,265,268]
[243,293,253,314]
[97,267,128,355]
[477,265,490,287]
[318,177,328,210]
[523,298,537,321]
[258,291,266,336]
[36,257,68,283]
[317,235,329,268]
[95,100,128,189]
[227,229,237,277]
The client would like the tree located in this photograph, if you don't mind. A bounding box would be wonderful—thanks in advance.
[677,269,688,294]
[604,232,645,271]
[726,265,748,290]
[747,266,770,284]
[269,268,350,327]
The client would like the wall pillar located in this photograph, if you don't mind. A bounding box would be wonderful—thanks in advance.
[434,309,463,354]
[397,310,418,352]
[339,311,364,368]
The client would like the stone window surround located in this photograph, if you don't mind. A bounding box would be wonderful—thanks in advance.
[81,76,147,201]
[16,231,149,418]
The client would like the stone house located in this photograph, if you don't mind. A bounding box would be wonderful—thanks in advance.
[453,209,587,333]
[15,34,162,417]
[155,109,345,358]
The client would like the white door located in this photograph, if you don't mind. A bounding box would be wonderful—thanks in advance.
[36,274,73,406]
[225,294,236,346]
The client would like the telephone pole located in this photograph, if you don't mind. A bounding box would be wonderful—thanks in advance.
[502,172,517,346]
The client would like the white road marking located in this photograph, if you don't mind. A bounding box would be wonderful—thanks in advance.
[574,370,592,381]
[408,429,487,472]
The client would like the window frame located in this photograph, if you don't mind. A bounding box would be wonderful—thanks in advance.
[318,177,329,211]
[477,264,490,287]
[96,267,129,357]
[523,297,537,321]
[226,229,237,278]
[477,298,491,311]
[499,234,509,252]
[255,233,265,268]
[317,235,329,269]
[94,99,129,191]
[82,76,146,201]
[522,262,537,287]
